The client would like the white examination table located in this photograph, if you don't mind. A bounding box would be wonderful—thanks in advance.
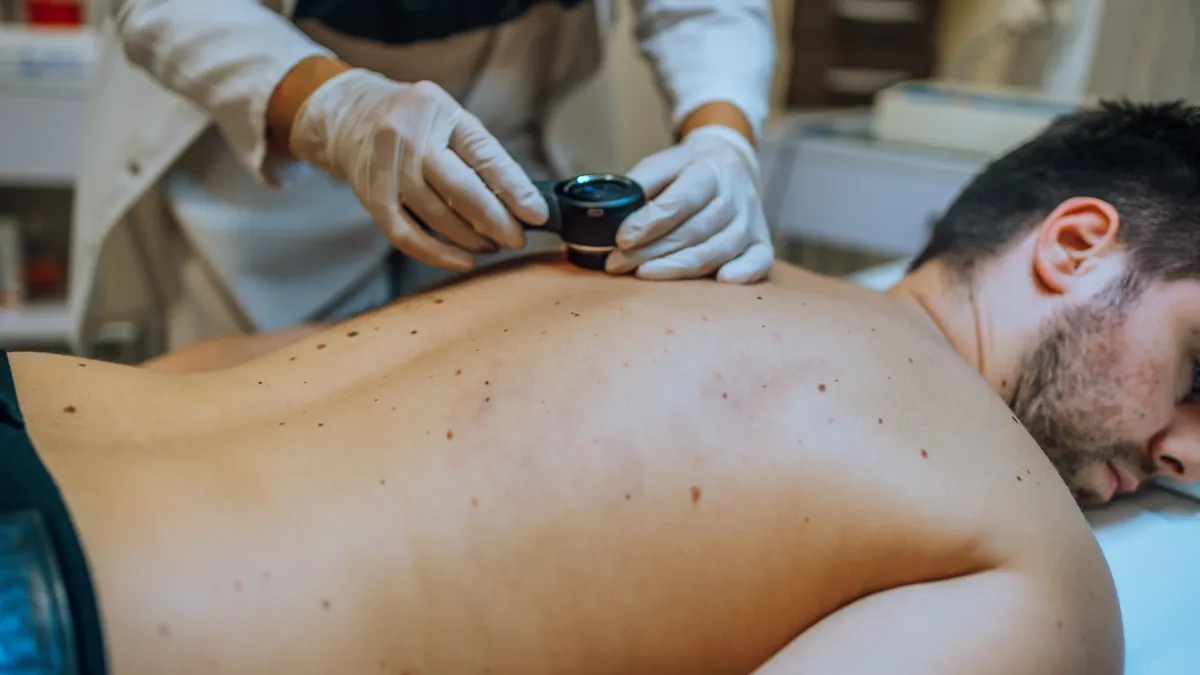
[848,258,1200,675]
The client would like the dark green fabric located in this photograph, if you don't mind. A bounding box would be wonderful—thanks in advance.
[0,351,107,675]
[292,0,589,46]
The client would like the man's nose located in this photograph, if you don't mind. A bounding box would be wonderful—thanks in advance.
[1151,408,1200,482]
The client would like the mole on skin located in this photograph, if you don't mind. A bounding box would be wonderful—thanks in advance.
[446,430,454,440]
[690,486,702,504]
[817,384,826,392]
[920,448,929,458]
[317,344,326,350]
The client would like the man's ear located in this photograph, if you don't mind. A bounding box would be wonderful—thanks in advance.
[1032,197,1120,294]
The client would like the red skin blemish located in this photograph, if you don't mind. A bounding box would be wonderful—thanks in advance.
[665,328,674,336]
[878,418,883,424]
[817,384,826,392]
[471,497,479,507]
[446,430,454,440]
[233,580,243,591]
[624,493,631,501]
[722,392,728,399]
[701,316,708,322]
[425,430,430,435]
[1016,476,1023,482]
[539,330,547,336]
[772,332,781,342]
[455,369,462,376]
[920,448,929,458]
[623,362,629,367]
[690,486,702,504]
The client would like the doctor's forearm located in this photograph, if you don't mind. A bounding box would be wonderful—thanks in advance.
[630,0,775,143]
[266,56,353,158]
[677,102,755,146]
[110,0,335,178]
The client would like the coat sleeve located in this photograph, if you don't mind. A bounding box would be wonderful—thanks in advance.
[109,0,335,184]
[628,0,776,144]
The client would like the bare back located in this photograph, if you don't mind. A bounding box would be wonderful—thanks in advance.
[11,255,1120,675]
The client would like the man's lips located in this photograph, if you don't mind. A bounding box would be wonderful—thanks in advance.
[1105,461,1140,499]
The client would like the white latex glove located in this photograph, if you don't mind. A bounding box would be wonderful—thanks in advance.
[605,125,775,283]
[290,69,550,271]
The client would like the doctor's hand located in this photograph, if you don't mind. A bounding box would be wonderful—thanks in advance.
[289,68,549,271]
[605,125,774,283]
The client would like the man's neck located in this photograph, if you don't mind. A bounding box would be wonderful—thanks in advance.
[886,262,1010,395]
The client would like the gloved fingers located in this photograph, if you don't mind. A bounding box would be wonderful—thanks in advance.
[366,200,476,271]
[630,216,750,281]
[625,145,690,198]
[605,197,733,275]
[449,110,549,226]
[424,148,526,250]
[617,162,717,249]
[716,241,775,284]
[401,181,499,253]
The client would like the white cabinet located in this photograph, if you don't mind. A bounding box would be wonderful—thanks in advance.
[0,25,96,348]
[759,109,987,259]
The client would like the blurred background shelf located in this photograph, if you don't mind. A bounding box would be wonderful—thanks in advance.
[0,22,96,348]
[0,24,96,184]
[0,300,70,346]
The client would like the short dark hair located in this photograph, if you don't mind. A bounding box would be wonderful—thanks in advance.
[909,100,1200,281]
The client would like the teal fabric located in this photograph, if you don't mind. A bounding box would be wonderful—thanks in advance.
[292,0,589,45]
[0,351,106,675]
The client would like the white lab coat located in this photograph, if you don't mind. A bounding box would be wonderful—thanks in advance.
[68,0,775,354]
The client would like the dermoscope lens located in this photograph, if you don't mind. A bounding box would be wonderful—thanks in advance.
[535,173,646,270]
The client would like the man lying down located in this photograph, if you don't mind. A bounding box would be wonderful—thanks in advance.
[9,100,1200,675]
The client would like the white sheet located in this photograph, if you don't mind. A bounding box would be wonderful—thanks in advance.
[846,257,1200,675]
